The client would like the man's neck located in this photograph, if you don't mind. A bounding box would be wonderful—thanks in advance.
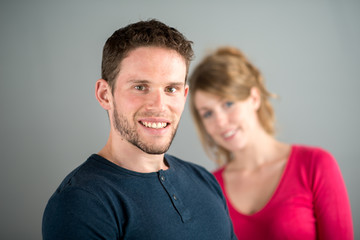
[98,135,168,173]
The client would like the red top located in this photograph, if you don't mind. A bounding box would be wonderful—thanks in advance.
[213,145,353,240]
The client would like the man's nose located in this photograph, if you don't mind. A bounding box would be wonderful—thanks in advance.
[146,89,166,110]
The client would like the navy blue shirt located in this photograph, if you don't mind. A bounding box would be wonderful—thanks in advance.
[42,154,237,239]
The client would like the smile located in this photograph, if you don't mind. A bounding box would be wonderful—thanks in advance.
[223,129,236,138]
[141,121,168,129]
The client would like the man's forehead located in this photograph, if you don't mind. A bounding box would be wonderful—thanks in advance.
[123,46,185,61]
[124,79,186,86]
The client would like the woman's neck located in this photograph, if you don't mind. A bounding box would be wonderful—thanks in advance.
[227,132,290,172]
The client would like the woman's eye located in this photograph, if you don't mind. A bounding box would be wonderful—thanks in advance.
[135,85,146,91]
[225,101,234,108]
[202,111,212,119]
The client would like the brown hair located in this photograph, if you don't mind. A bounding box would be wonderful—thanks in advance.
[189,46,275,166]
[101,19,194,94]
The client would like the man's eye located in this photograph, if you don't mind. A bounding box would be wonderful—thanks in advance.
[135,86,146,91]
[166,87,177,93]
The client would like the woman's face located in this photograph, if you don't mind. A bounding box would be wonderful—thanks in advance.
[194,89,260,152]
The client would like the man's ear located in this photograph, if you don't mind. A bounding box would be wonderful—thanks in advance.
[95,79,112,110]
[250,87,261,111]
[184,84,189,98]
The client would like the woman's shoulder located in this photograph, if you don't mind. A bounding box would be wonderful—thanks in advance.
[211,166,227,185]
[290,144,337,170]
[292,144,334,158]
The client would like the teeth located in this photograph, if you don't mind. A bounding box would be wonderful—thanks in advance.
[141,121,167,129]
[223,130,236,138]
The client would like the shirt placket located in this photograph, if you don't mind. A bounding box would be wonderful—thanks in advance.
[158,170,191,223]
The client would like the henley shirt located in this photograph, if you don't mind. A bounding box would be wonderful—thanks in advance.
[43,154,237,240]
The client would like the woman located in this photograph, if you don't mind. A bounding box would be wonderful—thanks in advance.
[189,46,353,239]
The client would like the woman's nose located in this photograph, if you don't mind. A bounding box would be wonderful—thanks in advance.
[214,111,228,128]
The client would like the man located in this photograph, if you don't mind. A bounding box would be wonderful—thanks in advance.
[42,19,236,240]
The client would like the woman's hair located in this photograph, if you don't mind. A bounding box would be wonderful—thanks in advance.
[189,46,275,166]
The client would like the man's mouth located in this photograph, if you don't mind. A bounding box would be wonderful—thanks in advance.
[140,121,168,129]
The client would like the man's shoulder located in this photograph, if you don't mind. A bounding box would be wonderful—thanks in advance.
[42,155,121,240]
[165,153,218,185]
[165,153,209,173]
[55,155,100,189]
[50,154,127,200]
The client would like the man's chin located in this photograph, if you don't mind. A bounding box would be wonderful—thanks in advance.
[145,150,168,155]
[131,141,171,155]
[138,147,169,155]
[130,128,177,155]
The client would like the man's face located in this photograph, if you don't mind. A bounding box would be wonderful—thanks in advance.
[110,46,188,154]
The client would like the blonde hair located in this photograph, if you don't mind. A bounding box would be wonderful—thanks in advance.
[189,46,276,166]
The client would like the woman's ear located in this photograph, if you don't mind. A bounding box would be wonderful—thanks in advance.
[95,79,112,110]
[250,87,261,111]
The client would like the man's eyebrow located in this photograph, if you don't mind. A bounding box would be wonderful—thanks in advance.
[169,82,186,86]
[126,79,150,84]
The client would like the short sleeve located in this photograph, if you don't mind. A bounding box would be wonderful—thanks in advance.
[42,188,120,240]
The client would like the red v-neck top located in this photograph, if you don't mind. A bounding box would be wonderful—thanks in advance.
[213,145,353,240]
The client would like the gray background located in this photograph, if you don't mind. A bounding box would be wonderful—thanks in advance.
[1,0,359,239]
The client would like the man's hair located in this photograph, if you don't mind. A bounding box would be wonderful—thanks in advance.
[101,19,194,93]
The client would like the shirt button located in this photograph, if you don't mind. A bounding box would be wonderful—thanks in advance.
[172,194,177,200]
[160,176,165,181]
